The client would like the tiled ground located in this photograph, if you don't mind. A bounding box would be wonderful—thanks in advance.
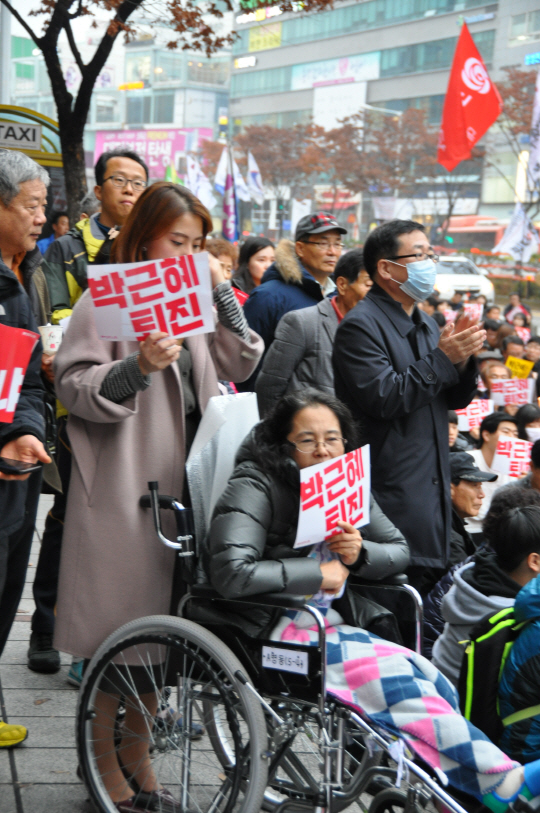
[0,494,91,813]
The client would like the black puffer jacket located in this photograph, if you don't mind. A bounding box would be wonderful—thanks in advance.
[203,431,410,638]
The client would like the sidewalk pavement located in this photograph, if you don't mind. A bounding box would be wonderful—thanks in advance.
[0,494,91,813]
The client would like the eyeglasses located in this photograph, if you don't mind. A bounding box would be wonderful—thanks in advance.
[303,240,343,252]
[103,175,148,191]
[289,437,347,454]
[387,252,439,263]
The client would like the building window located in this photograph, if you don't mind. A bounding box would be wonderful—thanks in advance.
[153,93,175,123]
[95,99,117,123]
[154,53,184,82]
[380,31,494,77]
[186,59,230,85]
[509,10,540,46]
[230,65,291,97]
[126,53,151,84]
[126,95,151,124]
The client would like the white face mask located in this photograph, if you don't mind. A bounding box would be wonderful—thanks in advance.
[389,258,437,302]
[527,427,540,443]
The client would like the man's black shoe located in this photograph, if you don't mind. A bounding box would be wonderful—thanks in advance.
[27,632,61,673]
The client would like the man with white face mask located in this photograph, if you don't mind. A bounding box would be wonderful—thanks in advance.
[333,220,485,593]
[465,412,517,543]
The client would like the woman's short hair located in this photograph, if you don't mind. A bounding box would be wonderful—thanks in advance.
[111,182,213,263]
[206,238,238,264]
[251,389,359,481]
[515,404,540,440]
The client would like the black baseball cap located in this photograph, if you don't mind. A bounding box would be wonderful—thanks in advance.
[295,211,347,241]
[450,452,498,483]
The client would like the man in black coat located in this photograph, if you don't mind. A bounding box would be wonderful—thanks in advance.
[0,150,51,748]
[333,220,485,593]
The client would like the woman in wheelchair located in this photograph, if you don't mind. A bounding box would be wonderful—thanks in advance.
[206,389,540,813]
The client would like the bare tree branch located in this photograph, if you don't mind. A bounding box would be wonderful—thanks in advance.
[63,16,85,72]
[0,0,40,45]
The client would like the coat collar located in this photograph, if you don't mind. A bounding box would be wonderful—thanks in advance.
[367,282,430,338]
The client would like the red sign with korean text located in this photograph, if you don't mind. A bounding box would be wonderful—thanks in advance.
[294,446,371,549]
[455,399,493,431]
[0,323,39,424]
[492,437,533,478]
[490,378,536,406]
[87,253,214,341]
[463,302,483,322]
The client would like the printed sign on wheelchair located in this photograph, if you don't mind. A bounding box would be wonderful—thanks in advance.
[86,252,214,341]
[294,445,371,549]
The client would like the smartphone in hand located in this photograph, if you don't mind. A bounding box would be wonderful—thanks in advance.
[0,457,43,475]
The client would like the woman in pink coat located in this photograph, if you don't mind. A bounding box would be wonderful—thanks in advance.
[53,182,263,811]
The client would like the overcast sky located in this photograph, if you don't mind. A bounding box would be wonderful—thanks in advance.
[8,1,108,42]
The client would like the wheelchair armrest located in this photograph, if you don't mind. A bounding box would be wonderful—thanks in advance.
[350,572,408,587]
[139,494,178,510]
[190,583,306,609]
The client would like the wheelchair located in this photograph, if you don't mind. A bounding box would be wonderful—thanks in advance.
[76,482,471,813]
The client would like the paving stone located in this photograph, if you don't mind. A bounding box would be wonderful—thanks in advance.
[0,783,17,813]
[1,640,70,667]
[0,665,72,691]
[1,716,76,749]
[4,622,30,641]
[3,689,77,718]
[0,752,12,782]
[18,783,91,813]
[13,747,80,783]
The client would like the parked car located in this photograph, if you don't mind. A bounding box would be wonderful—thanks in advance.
[435,256,495,304]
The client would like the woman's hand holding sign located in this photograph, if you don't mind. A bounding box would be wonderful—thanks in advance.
[138,331,182,375]
[327,521,363,565]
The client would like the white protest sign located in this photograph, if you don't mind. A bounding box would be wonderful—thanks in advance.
[492,437,533,478]
[87,253,214,341]
[455,400,494,431]
[490,378,536,406]
[294,446,370,549]
[443,309,458,323]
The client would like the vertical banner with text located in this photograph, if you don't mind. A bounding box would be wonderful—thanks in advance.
[0,324,39,423]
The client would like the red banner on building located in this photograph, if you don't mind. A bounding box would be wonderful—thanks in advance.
[437,24,502,171]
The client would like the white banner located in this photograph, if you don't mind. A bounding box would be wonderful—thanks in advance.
[493,202,539,262]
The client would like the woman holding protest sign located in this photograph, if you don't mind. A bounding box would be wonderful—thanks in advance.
[52,181,263,810]
[206,388,540,812]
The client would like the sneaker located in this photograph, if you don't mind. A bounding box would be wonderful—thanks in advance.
[27,632,60,674]
[0,721,28,748]
[67,657,84,687]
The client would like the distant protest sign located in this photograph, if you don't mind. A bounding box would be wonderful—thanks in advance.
[87,253,214,341]
[492,437,533,478]
[455,400,493,431]
[294,446,370,549]
[490,378,536,406]
[463,303,483,321]
[505,355,535,379]
[0,324,39,423]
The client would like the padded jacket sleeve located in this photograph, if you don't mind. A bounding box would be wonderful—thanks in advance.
[255,310,307,417]
[208,461,323,600]
[350,495,410,580]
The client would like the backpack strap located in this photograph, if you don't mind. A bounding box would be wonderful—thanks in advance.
[503,704,540,727]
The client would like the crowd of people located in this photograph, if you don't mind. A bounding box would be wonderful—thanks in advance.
[5,145,540,812]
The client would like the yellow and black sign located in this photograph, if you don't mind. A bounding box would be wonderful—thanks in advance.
[0,104,62,168]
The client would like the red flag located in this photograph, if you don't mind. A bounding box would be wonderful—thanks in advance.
[0,324,39,424]
[437,24,502,171]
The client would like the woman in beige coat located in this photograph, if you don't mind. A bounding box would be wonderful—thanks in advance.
[53,182,263,811]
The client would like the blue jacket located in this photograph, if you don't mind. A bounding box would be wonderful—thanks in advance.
[499,576,540,762]
[333,283,477,568]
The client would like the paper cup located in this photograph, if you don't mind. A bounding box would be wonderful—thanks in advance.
[38,325,63,355]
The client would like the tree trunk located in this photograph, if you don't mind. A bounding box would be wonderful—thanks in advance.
[58,122,88,226]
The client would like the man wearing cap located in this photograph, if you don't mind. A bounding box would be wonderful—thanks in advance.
[242,212,346,363]
[448,452,498,565]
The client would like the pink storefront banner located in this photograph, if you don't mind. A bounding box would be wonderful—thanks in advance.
[94,128,214,180]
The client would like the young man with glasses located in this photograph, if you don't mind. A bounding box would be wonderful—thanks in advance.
[42,147,148,324]
[333,219,485,595]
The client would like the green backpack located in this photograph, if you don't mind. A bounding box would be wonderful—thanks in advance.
[457,606,528,744]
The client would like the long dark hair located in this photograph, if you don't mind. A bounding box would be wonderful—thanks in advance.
[250,389,359,483]
[515,403,540,440]
[233,236,275,294]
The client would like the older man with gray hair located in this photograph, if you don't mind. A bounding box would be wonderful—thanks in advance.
[0,149,51,748]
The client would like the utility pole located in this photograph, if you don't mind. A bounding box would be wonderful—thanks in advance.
[0,4,11,105]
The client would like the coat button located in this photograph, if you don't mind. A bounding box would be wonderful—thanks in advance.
[432,477,439,485]
[426,373,434,381]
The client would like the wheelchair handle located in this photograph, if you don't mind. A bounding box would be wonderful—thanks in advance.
[140,481,195,556]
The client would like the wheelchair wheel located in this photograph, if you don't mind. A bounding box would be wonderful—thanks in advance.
[77,615,268,813]
[204,696,382,813]
[368,788,425,813]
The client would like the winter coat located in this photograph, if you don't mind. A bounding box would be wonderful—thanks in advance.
[52,289,264,659]
[499,576,540,762]
[255,297,338,417]
[432,549,519,684]
[203,431,410,638]
[42,215,105,323]
[423,560,466,659]
[243,239,331,354]
[16,248,51,327]
[0,256,45,536]
[333,283,478,568]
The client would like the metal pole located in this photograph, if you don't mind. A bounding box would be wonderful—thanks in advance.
[0,4,11,105]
